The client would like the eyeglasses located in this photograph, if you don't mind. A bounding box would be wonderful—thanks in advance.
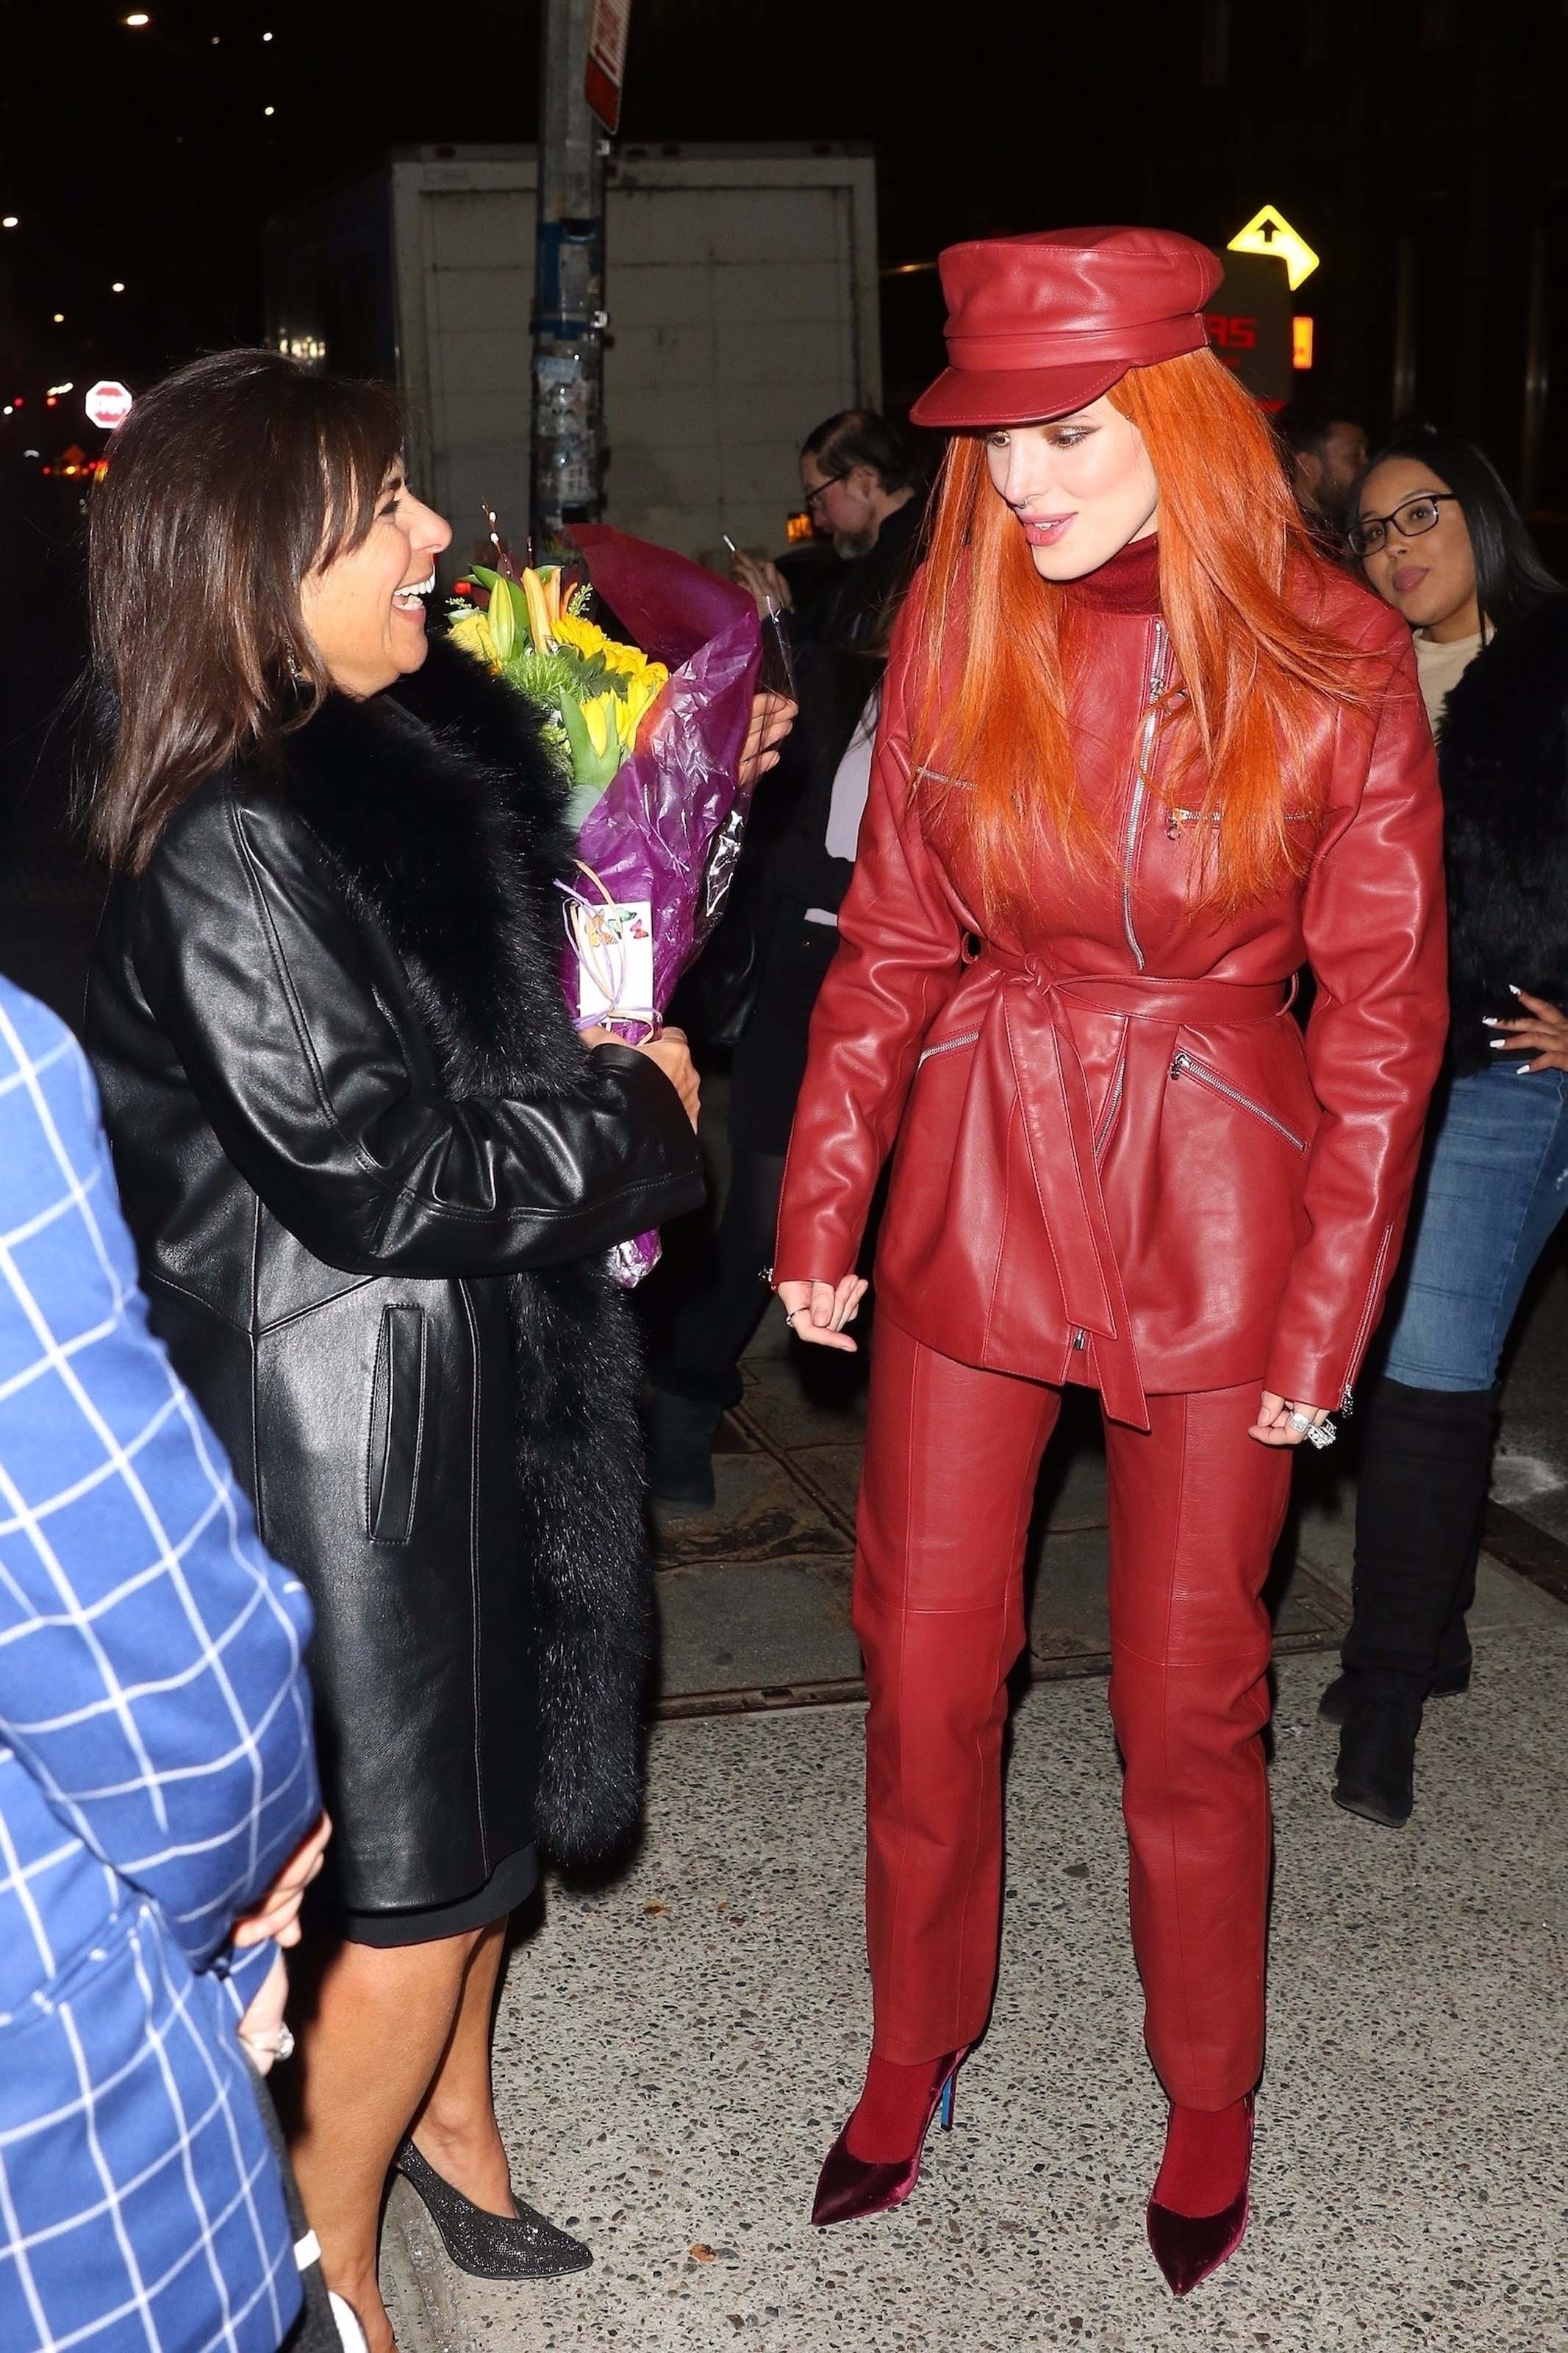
[1347,491,1459,558]
[801,471,848,513]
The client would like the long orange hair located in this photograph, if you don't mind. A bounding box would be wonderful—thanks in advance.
[907,346,1379,924]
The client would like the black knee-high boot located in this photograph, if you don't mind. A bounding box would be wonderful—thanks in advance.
[1433,1522,1482,1688]
[1333,1378,1498,1828]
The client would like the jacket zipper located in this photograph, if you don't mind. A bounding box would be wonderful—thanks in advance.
[1093,1056,1126,1159]
[1168,1051,1307,1151]
[1121,618,1171,973]
[1338,1222,1395,1416]
[1165,805,1222,840]
[917,1029,981,1068]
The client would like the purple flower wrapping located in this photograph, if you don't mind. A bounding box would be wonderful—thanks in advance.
[573,613,760,1013]
[565,526,764,1281]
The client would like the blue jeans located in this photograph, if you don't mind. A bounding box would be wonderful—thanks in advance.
[1377,1065,1568,1393]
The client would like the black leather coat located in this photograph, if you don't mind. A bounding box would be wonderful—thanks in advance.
[86,640,705,1911]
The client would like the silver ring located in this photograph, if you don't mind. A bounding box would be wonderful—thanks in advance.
[1287,1410,1311,1433]
[241,2023,295,2063]
[1306,1418,1337,1451]
[785,1306,806,1326]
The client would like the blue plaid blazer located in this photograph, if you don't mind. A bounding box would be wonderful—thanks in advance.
[0,979,321,2353]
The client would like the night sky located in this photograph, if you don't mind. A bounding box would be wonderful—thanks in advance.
[2,0,1236,415]
[2,2,1564,490]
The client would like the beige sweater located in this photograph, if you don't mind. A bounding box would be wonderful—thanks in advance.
[1415,629,1483,733]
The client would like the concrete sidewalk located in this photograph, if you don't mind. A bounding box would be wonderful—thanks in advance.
[379,1085,1568,2350]
[381,1619,1568,2353]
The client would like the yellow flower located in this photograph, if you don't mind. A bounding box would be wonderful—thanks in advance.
[580,692,617,763]
[448,607,501,670]
[553,611,615,665]
[554,606,668,693]
[521,568,555,651]
[614,663,669,751]
[558,688,624,788]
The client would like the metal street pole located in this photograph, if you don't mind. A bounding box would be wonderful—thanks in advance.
[531,0,606,549]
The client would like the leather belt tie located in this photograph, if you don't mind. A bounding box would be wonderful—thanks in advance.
[979,955,1293,1431]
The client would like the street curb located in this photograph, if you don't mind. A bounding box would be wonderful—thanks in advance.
[1482,1499,1568,1610]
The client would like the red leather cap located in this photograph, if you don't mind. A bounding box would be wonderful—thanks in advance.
[909,225,1225,429]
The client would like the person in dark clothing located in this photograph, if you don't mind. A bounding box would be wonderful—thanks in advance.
[648,413,927,1503]
[1328,422,1568,1827]
[79,350,707,2353]
[1275,399,1368,542]
[730,408,926,632]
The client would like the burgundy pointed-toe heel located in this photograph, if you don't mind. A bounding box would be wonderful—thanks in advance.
[1145,2093,1254,2296]
[810,2049,964,2228]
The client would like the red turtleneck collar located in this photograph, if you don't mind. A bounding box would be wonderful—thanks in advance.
[1059,531,1161,615]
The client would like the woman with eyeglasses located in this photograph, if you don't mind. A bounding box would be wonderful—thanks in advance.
[1328,423,1568,1826]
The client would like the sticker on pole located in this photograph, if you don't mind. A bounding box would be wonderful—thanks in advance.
[584,0,631,133]
[85,379,133,431]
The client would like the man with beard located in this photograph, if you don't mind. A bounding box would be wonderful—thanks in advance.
[1276,399,1369,549]
[731,409,926,648]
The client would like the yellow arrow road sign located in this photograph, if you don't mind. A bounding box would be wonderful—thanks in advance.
[1227,205,1320,293]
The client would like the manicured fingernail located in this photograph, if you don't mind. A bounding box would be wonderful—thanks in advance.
[1509,984,1522,996]
[1517,1064,1534,1076]
[1490,1038,1512,1049]
[1482,1017,1501,1026]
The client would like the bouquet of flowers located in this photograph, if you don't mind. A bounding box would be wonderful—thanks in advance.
[448,562,670,834]
[448,523,763,1283]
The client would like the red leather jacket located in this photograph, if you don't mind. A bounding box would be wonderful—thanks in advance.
[773,549,1447,1424]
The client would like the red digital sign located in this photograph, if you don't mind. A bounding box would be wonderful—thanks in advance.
[1204,257,1292,404]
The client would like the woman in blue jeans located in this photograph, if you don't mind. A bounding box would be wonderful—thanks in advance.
[1327,423,1568,1824]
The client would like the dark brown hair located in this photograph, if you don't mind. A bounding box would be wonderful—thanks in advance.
[800,407,923,496]
[84,348,403,870]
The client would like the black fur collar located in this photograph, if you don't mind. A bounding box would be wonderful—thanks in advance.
[251,634,654,1864]
[1439,593,1568,808]
[266,635,581,1099]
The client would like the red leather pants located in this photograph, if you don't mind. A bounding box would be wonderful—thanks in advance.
[854,1319,1291,2109]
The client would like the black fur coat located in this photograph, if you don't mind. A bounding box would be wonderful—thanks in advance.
[1439,593,1568,1074]
[87,637,705,1908]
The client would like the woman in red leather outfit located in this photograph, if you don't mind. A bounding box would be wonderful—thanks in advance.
[773,227,1447,2293]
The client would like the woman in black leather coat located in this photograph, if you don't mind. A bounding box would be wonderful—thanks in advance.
[82,351,710,2352]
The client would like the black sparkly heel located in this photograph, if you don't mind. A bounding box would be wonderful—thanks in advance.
[393,2138,592,2279]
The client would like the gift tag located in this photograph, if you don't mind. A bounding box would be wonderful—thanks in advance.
[576,899,655,1024]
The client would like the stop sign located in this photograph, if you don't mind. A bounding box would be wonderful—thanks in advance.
[85,379,133,431]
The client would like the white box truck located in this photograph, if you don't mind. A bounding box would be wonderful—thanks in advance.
[265,142,881,566]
